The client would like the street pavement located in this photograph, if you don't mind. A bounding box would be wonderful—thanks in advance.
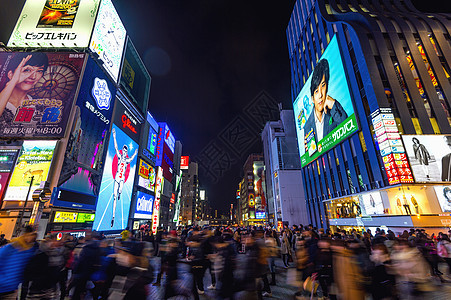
[107,255,451,299]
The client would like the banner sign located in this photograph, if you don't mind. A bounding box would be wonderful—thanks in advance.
[4,140,57,201]
[293,35,359,167]
[8,0,100,48]
[0,52,84,138]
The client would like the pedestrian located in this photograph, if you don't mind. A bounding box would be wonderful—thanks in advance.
[280,230,291,268]
[265,229,278,285]
[0,226,38,300]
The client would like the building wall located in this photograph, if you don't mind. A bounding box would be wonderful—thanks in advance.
[278,170,310,226]
[287,0,451,228]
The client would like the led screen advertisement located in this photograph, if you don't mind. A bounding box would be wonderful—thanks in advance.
[133,191,154,219]
[0,52,84,138]
[137,159,156,192]
[293,35,358,167]
[358,192,384,215]
[434,186,451,213]
[8,0,100,48]
[253,161,266,211]
[93,124,138,231]
[120,38,151,114]
[4,140,57,201]
[89,0,126,83]
[57,56,116,202]
[402,135,451,182]
[0,149,19,172]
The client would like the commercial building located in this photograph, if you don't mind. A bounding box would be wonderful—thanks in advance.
[262,109,309,226]
[179,162,200,226]
[287,0,451,233]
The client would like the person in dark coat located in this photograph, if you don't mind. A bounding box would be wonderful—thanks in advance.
[412,137,432,180]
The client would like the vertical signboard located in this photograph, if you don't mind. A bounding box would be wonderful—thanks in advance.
[4,141,57,201]
[89,0,126,83]
[7,0,100,48]
[152,166,163,233]
[180,156,189,170]
[0,52,84,138]
[253,161,266,217]
[93,124,138,231]
[371,108,413,185]
[57,56,116,200]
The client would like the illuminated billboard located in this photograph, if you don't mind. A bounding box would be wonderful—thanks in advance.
[358,192,384,215]
[112,99,141,142]
[402,135,451,182]
[155,126,165,166]
[0,52,84,138]
[57,56,116,198]
[7,0,99,48]
[120,38,151,114]
[180,156,189,170]
[53,211,78,223]
[434,186,451,213]
[133,191,154,219]
[137,159,156,192]
[158,123,175,154]
[152,167,163,233]
[161,143,174,181]
[76,213,95,223]
[142,112,158,162]
[4,140,57,201]
[293,35,358,167]
[89,0,126,83]
[0,150,19,172]
[199,190,205,201]
[253,161,266,210]
[0,173,11,204]
[93,124,138,231]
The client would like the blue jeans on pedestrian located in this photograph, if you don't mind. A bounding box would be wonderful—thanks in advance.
[268,257,276,273]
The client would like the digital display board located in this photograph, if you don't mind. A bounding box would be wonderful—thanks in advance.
[253,161,266,210]
[434,186,451,213]
[0,52,84,138]
[180,156,189,170]
[293,35,358,167]
[51,187,97,210]
[77,213,95,223]
[57,56,116,197]
[53,211,78,223]
[137,159,156,192]
[402,135,451,182]
[0,150,19,172]
[93,124,138,231]
[161,143,174,181]
[255,211,266,219]
[7,0,100,48]
[120,37,151,114]
[358,192,384,215]
[89,0,126,83]
[4,140,57,201]
[133,191,154,219]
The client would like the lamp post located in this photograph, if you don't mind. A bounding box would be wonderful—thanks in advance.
[14,175,34,237]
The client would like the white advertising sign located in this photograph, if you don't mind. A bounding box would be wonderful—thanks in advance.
[8,0,100,48]
[89,0,126,82]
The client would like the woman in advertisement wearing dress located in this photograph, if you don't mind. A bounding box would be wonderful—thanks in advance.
[412,137,431,180]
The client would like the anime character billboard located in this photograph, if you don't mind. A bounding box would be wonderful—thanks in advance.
[93,124,138,231]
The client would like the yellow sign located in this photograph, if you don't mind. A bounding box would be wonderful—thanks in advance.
[54,211,78,223]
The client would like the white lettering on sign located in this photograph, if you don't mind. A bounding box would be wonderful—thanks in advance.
[332,119,356,142]
[137,195,153,213]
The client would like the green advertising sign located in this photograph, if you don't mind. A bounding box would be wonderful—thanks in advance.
[76,213,95,223]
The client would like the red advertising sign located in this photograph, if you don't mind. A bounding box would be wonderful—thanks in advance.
[180,156,189,170]
[0,172,11,203]
[170,193,175,204]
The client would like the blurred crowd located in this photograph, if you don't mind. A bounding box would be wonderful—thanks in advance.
[0,223,451,300]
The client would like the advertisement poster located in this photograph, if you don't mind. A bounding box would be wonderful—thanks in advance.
[0,52,84,138]
[57,57,116,199]
[402,135,451,182]
[358,192,384,215]
[8,0,100,48]
[38,0,81,28]
[180,156,189,169]
[4,140,57,201]
[133,191,154,219]
[253,161,266,210]
[434,186,451,212]
[293,35,358,167]
[111,98,141,143]
[93,124,138,231]
[53,211,78,223]
[161,143,174,181]
[137,159,156,192]
[89,0,126,83]
[0,149,19,172]
[76,213,95,223]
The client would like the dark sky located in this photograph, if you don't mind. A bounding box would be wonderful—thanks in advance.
[0,0,444,214]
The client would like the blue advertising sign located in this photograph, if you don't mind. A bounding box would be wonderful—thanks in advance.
[133,191,154,219]
[93,124,138,231]
[155,126,164,166]
[57,57,116,204]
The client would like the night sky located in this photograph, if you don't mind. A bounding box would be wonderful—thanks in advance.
[0,0,445,214]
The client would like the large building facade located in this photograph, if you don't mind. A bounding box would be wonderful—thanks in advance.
[287,0,451,232]
[262,109,309,226]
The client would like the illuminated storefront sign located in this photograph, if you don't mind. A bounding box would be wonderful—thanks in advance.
[111,98,141,142]
[4,141,57,201]
[8,0,100,48]
[134,191,154,219]
[180,156,189,170]
[152,167,163,233]
[255,211,266,219]
[137,159,156,192]
[293,35,359,167]
[89,0,126,82]
[0,52,85,138]
[76,213,95,223]
[53,211,78,223]
[371,108,413,185]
